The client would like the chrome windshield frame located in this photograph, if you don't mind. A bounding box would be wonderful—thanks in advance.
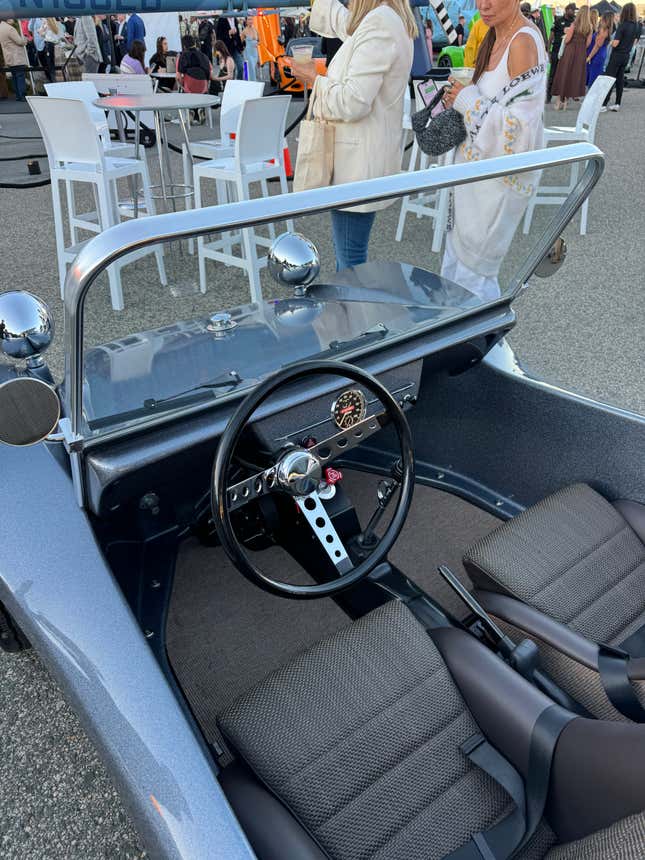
[63,143,604,446]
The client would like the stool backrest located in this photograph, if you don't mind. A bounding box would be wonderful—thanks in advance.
[220,80,266,140]
[235,95,291,168]
[28,96,105,168]
[82,72,154,97]
[44,80,104,125]
[577,75,614,138]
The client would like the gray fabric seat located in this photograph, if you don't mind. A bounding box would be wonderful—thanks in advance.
[219,600,516,860]
[464,484,645,721]
[217,598,645,860]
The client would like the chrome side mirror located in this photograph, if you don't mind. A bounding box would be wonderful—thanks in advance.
[0,377,61,446]
[0,290,55,368]
[268,232,321,297]
[534,237,567,278]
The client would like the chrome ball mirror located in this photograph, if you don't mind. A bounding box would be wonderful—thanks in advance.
[268,232,321,296]
[534,237,567,278]
[0,377,60,446]
[0,291,55,366]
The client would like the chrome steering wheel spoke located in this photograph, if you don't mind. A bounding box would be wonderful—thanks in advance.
[311,410,387,464]
[296,491,353,575]
[227,467,278,512]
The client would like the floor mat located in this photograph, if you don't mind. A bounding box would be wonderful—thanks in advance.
[166,471,501,755]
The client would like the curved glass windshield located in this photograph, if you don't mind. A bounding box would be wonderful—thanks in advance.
[75,148,597,439]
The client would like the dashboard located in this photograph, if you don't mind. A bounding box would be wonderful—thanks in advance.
[82,301,515,518]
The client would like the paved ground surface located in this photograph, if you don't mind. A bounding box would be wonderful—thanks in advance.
[0,85,643,859]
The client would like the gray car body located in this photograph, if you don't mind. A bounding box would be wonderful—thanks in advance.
[0,145,619,859]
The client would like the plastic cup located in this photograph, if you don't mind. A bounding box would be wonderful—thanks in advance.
[291,45,315,65]
[451,67,474,86]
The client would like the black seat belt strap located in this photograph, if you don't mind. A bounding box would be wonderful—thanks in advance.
[442,705,574,860]
[598,644,645,723]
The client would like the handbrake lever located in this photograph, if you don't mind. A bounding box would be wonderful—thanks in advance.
[437,565,592,716]
[437,565,539,677]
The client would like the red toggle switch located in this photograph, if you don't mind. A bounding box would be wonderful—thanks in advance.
[324,467,343,485]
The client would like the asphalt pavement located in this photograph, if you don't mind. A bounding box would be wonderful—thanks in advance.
[0,84,644,859]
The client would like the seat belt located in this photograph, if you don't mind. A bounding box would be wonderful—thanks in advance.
[597,644,645,723]
[442,705,574,860]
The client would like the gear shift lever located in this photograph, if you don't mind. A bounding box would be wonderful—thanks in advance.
[358,459,403,549]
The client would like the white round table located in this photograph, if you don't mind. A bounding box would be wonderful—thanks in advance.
[94,94,219,210]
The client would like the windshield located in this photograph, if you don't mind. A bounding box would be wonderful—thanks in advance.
[73,146,600,439]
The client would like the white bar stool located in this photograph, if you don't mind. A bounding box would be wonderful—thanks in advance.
[523,75,614,236]
[193,95,293,305]
[28,96,167,312]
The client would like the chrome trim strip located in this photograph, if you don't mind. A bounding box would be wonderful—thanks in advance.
[64,143,604,448]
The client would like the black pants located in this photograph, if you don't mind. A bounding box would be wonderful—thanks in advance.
[37,45,57,81]
[547,49,560,101]
[603,51,629,106]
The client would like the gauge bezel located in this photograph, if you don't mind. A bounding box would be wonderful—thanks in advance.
[331,388,368,430]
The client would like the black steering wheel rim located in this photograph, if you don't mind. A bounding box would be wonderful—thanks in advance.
[212,359,415,599]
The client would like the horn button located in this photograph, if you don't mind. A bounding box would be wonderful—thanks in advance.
[276,448,323,497]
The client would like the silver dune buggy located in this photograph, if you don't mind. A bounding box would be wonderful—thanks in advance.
[3,145,645,860]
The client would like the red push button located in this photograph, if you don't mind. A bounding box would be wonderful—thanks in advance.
[324,467,343,485]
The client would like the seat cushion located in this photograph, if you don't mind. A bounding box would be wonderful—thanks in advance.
[464,484,645,647]
[544,810,645,860]
[218,600,513,860]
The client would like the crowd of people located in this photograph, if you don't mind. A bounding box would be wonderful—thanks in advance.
[0,11,278,102]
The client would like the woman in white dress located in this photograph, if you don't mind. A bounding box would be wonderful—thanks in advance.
[440,0,547,300]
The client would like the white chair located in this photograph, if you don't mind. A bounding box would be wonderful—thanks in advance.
[44,81,153,243]
[193,95,293,304]
[181,80,266,209]
[395,87,452,252]
[28,96,166,311]
[82,73,155,140]
[523,75,614,236]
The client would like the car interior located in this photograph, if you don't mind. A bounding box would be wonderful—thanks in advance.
[79,305,645,860]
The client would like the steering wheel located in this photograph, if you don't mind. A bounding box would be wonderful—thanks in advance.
[212,360,415,599]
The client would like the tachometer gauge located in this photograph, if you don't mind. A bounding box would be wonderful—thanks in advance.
[332,389,367,430]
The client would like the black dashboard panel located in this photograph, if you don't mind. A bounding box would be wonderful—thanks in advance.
[83,303,515,518]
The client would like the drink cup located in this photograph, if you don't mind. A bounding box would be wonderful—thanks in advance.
[451,67,474,86]
[291,45,314,65]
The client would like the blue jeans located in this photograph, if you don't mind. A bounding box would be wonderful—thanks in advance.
[330,209,376,272]
[232,50,245,80]
[11,66,27,101]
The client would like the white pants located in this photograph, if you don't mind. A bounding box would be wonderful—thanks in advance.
[441,232,501,302]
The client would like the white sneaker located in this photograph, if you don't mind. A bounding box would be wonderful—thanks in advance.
[599,106,608,113]
[609,104,620,112]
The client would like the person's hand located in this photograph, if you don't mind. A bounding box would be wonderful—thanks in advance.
[442,76,465,109]
[289,59,318,88]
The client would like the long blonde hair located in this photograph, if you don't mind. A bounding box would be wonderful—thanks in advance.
[46,17,60,33]
[346,0,418,38]
[573,7,593,39]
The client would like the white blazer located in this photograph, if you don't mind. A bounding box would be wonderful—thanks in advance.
[310,0,414,212]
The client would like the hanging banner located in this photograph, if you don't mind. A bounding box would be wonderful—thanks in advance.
[2,0,431,22]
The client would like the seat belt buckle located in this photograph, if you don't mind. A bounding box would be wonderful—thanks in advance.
[508,638,539,680]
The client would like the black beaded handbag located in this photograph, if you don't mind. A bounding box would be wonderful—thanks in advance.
[411,86,467,157]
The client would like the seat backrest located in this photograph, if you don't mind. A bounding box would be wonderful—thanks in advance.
[82,72,153,97]
[44,80,105,124]
[577,75,614,138]
[235,95,291,167]
[220,80,266,140]
[28,96,105,167]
